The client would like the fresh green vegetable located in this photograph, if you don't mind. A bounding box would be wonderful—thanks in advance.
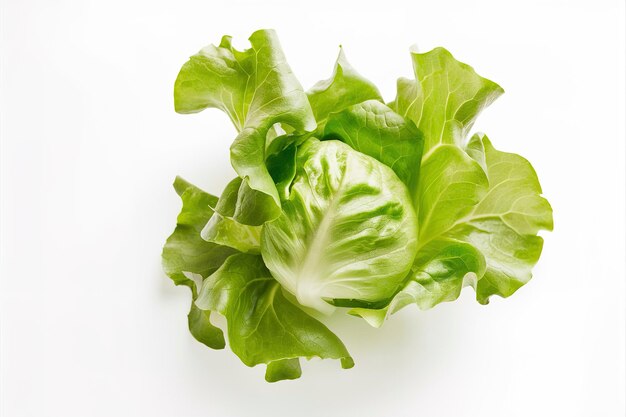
[262,138,418,314]
[163,29,553,381]
[195,253,353,381]
[174,30,316,224]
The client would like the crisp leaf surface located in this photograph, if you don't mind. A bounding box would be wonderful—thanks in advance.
[416,144,488,240]
[351,239,485,327]
[391,47,504,152]
[188,302,225,349]
[174,29,316,211]
[353,49,551,322]
[162,177,237,285]
[449,134,553,303]
[262,139,418,313]
[355,134,553,322]
[307,49,382,126]
[162,177,237,348]
[201,177,262,253]
[323,100,424,189]
[195,253,353,382]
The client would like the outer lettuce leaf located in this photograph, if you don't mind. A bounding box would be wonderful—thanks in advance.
[352,49,551,324]
[351,239,485,327]
[322,100,424,189]
[464,135,554,235]
[202,140,297,246]
[201,177,262,254]
[388,47,506,307]
[416,145,488,240]
[262,139,418,314]
[174,29,316,218]
[162,177,238,285]
[406,240,485,308]
[390,47,504,151]
[307,49,382,126]
[388,47,498,211]
[162,177,237,348]
[453,134,553,303]
[403,135,552,306]
[195,253,354,382]
[187,301,226,349]
[352,134,553,325]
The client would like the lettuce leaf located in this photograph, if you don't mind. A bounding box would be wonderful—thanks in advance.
[322,99,424,190]
[164,178,353,381]
[200,177,262,254]
[455,134,553,302]
[195,253,353,382]
[162,177,237,348]
[352,49,552,325]
[390,47,504,151]
[354,134,553,326]
[307,49,382,127]
[174,29,316,222]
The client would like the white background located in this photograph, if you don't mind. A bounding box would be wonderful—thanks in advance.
[1,0,624,416]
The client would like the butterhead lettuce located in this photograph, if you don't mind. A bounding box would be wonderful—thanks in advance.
[163,29,553,381]
[262,138,418,314]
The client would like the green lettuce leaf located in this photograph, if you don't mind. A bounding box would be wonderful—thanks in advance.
[387,47,500,210]
[262,139,418,314]
[162,177,238,348]
[201,177,262,254]
[351,239,485,327]
[187,301,225,350]
[352,134,553,324]
[352,49,551,324]
[390,47,504,152]
[307,48,382,126]
[174,29,316,217]
[388,47,506,308]
[400,134,552,308]
[416,144,488,240]
[195,253,354,382]
[453,134,553,302]
[322,100,424,189]
[207,142,298,228]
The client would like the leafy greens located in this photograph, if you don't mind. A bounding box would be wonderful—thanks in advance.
[163,29,552,381]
